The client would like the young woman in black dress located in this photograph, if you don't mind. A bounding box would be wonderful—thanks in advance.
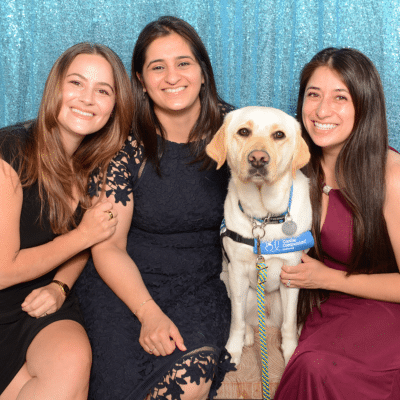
[0,42,133,399]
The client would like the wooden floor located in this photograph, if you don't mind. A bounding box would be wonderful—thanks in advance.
[215,326,285,399]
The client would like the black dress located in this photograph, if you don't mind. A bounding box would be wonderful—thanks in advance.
[0,123,85,394]
[76,125,234,399]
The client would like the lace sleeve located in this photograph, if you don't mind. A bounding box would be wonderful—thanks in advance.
[218,101,235,117]
[89,135,144,206]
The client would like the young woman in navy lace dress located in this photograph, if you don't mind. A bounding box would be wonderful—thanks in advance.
[76,16,234,400]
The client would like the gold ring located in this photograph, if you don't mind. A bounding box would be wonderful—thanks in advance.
[107,211,113,220]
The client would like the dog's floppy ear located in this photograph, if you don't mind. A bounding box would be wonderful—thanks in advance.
[292,121,310,178]
[206,114,232,169]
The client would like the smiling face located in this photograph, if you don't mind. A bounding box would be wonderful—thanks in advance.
[57,54,116,150]
[302,66,355,155]
[138,32,204,120]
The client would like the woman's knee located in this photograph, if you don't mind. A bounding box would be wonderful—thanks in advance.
[289,350,332,380]
[26,320,92,381]
[2,322,91,400]
[0,364,32,400]
[151,350,216,400]
[150,378,212,400]
[179,379,212,400]
[56,332,92,376]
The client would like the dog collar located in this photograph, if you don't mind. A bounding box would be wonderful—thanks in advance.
[238,184,293,224]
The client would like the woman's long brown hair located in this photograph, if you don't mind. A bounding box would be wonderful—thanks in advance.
[18,43,134,234]
[131,16,228,173]
[297,48,398,326]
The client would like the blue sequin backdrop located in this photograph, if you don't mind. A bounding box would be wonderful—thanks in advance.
[1,0,399,148]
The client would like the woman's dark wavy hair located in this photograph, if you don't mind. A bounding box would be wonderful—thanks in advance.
[297,47,398,326]
[131,15,226,172]
[5,43,134,234]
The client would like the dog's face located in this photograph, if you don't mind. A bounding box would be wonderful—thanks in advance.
[206,106,310,185]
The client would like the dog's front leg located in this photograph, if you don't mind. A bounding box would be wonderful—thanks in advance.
[220,257,230,298]
[225,261,250,366]
[279,284,300,365]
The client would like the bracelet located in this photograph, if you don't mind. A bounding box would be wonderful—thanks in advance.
[51,280,70,297]
[133,298,154,316]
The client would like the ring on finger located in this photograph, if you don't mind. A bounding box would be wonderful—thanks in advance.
[149,347,156,354]
[41,312,48,317]
[107,211,113,220]
[286,279,291,288]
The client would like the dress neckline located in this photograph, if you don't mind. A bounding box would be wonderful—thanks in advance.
[156,135,207,149]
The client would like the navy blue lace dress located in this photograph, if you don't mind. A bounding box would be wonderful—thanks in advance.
[76,117,234,399]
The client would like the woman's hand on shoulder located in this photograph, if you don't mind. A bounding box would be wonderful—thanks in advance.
[76,199,118,248]
[137,301,187,357]
[21,282,65,318]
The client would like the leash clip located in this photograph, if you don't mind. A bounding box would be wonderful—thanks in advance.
[252,219,267,240]
[256,237,267,283]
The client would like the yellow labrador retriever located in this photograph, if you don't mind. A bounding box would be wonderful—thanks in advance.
[206,106,313,366]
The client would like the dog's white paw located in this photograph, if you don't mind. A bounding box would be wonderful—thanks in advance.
[244,324,254,346]
[228,350,242,367]
[226,338,244,366]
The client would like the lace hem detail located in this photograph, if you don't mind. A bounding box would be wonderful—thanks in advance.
[149,347,235,400]
[218,101,235,117]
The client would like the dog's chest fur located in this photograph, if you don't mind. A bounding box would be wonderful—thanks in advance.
[223,170,311,286]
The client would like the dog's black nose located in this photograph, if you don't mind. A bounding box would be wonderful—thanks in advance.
[248,150,269,169]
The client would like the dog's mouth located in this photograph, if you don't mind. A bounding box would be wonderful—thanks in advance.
[243,164,280,186]
[247,167,268,181]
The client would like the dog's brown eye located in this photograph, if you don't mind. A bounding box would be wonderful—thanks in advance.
[237,128,251,137]
[273,131,286,140]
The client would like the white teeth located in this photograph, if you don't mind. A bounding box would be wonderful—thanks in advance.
[314,122,337,130]
[72,108,94,117]
[164,87,185,93]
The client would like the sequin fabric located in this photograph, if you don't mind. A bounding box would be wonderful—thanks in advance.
[0,0,399,149]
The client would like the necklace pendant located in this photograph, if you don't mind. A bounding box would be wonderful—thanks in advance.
[323,185,332,195]
[282,215,297,236]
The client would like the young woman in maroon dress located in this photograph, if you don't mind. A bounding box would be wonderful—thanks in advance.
[276,48,400,399]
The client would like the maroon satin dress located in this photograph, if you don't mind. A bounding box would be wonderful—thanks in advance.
[274,188,400,400]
